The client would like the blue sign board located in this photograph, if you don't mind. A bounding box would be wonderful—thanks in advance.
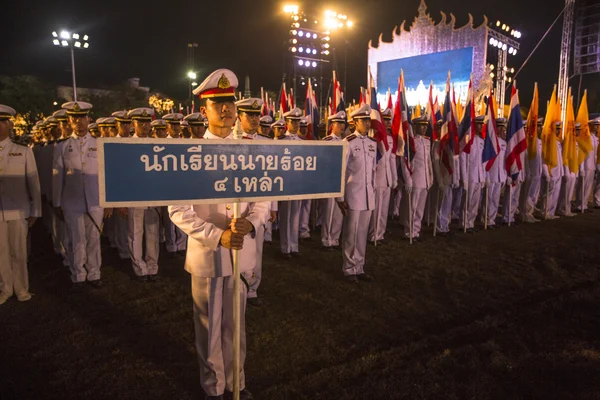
[98,138,348,207]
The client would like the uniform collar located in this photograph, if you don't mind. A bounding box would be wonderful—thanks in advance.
[243,132,257,139]
[285,131,298,137]
[204,129,233,140]
[71,132,90,140]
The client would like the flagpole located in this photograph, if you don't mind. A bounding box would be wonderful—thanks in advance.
[408,139,413,244]
[545,181,550,220]
[484,186,488,230]
[232,122,243,400]
[508,184,512,227]
[581,175,585,212]
[463,153,469,233]
[433,187,442,237]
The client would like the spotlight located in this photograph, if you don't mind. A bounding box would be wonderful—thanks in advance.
[301,81,306,85]
[502,43,507,50]
[299,47,304,52]
[291,47,297,52]
[502,24,506,30]
[312,49,317,55]
[298,59,304,66]
[53,39,60,46]
[347,20,353,27]
[511,68,515,73]
[489,38,494,45]
[503,66,508,72]
[83,42,89,49]
[292,38,297,44]
[490,64,494,70]
[313,33,318,39]
[74,41,81,48]
[496,20,501,26]
[512,49,517,55]
[490,72,495,78]
[72,33,80,39]
[61,40,68,46]
[338,22,343,28]
[291,30,297,35]
[508,77,512,83]
[83,35,89,41]
[60,30,70,39]
[312,61,317,67]
[298,30,304,37]
[52,31,58,37]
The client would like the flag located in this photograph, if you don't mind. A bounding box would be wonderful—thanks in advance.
[457,76,475,153]
[562,89,578,174]
[541,85,559,173]
[438,71,458,180]
[278,82,288,116]
[288,88,295,110]
[414,102,422,118]
[304,78,319,140]
[386,87,393,113]
[505,85,527,180]
[425,82,437,140]
[392,70,415,165]
[526,83,539,160]
[368,71,389,158]
[576,90,593,165]
[482,89,501,171]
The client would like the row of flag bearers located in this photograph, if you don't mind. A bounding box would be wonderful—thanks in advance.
[3,67,600,400]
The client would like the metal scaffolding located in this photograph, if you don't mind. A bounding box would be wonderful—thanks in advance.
[558,0,575,122]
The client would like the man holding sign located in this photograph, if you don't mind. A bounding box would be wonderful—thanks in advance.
[169,69,270,400]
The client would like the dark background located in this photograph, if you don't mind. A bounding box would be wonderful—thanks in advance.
[2,0,596,109]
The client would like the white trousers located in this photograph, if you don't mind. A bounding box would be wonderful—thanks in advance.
[404,188,428,238]
[485,183,503,226]
[103,214,116,247]
[368,187,391,241]
[244,225,264,299]
[342,209,372,276]
[162,207,187,252]
[278,200,300,254]
[451,187,464,220]
[320,198,343,247]
[437,186,453,233]
[541,178,562,217]
[264,220,273,242]
[128,208,160,277]
[112,213,130,259]
[461,183,482,229]
[391,188,402,217]
[522,177,541,218]
[64,210,103,283]
[594,173,600,206]
[575,172,595,210]
[192,275,247,397]
[557,176,576,215]
[503,182,522,223]
[298,199,311,239]
[0,219,29,297]
[52,209,71,265]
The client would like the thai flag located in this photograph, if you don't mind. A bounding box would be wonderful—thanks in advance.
[385,87,393,113]
[457,77,475,153]
[425,82,436,140]
[505,86,527,181]
[278,83,288,116]
[438,72,458,179]
[288,88,295,110]
[304,78,319,140]
[482,89,501,171]
[392,70,415,167]
[260,87,268,117]
[368,74,389,161]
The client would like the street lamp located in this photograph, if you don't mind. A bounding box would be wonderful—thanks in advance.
[187,71,197,100]
[52,30,90,101]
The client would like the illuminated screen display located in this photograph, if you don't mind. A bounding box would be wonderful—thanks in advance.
[377,47,474,106]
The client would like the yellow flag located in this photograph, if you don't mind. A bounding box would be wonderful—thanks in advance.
[456,100,464,121]
[563,90,578,174]
[576,90,593,165]
[414,102,422,117]
[542,85,559,173]
[526,83,539,160]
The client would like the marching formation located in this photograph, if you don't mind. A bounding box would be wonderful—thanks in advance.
[1,66,600,400]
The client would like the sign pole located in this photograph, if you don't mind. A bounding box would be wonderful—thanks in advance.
[232,202,241,400]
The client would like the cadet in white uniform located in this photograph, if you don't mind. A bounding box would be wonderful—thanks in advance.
[278,108,303,258]
[484,119,507,228]
[521,119,544,222]
[184,112,207,139]
[541,122,564,219]
[321,111,346,251]
[235,97,277,308]
[152,119,168,138]
[501,118,526,224]
[400,116,433,240]
[0,105,41,305]
[163,113,183,139]
[338,105,376,283]
[98,117,118,248]
[297,117,313,241]
[127,108,161,282]
[460,116,485,232]
[557,124,578,217]
[271,118,286,140]
[52,101,104,287]
[259,115,273,139]
[169,69,269,400]
[575,120,599,212]
[368,108,397,244]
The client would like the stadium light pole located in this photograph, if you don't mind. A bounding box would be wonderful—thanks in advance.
[52,30,90,102]
[187,71,197,100]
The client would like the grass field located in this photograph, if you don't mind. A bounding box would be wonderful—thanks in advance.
[1,213,599,400]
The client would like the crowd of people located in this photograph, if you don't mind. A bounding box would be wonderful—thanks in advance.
[1,67,599,400]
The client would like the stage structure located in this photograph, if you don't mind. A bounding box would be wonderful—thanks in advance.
[368,0,520,116]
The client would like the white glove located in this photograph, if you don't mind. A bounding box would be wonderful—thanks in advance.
[506,178,512,186]
[392,180,398,189]
[405,185,412,194]
[485,178,491,188]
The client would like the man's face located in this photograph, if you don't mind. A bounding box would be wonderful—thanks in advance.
[240,112,260,133]
[154,128,168,138]
[384,118,392,131]
[415,124,427,136]
[537,125,543,137]
[556,127,562,137]
[117,121,130,137]
[286,119,300,134]
[349,123,356,133]
[134,120,151,137]
[590,124,599,135]
[50,126,61,140]
[0,119,10,138]
[201,99,235,129]
[274,127,286,139]
[69,115,89,137]
[167,123,181,138]
[498,126,507,140]
[190,125,204,138]
[331,121,345,136]
[355,118,371,134]
[259,125,271,137]
[181,127,191,138]
[100,127,111,138]
[299,126,308,136]
[59,121,72,138]
[476,123,483,136]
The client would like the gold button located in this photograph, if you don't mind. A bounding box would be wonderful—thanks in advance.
[226,205,231,211]
[0,146,3,150]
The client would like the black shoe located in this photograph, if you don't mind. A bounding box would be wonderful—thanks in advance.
[466,228,476,234]
[291,251,302,258]
[345,275,358,283]
[247,297,263,307]
[264,241,272,245]
[135,275,148,283]
[357,273,374,282]
[281,252,292,259]
[224,388,253,400]
[584,209,594,214]
[372,240,385,246]
[300,236,313,242]
[413,236,424,243]
[147,274,161,282]
[321,246,335,252]
[72,282,86,290]
[88,279,103,288]
[167,251,177,259]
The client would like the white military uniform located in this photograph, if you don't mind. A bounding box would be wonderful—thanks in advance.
[557,146,576,217]
[575,133,598,211]
[459,135,485,229]
[278,109,303,255]
[0,136,41,303]
[368,131,397,242]
[53,131,103,283]
[433,141,460,233]
[339,129,377,277]
[541,138,563,218]
[168,129,270,397]
[522,136,543,221]
[485,137,507,226]
[401,132,433,238]
[502,157,525,224]
[320,134,344,248]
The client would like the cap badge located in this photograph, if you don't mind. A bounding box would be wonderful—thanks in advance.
[252,100,259,109]
[73,103,81,112]
[142,109,148,117]
[218,74,230,89]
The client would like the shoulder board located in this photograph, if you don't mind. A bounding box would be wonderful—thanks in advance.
[321,136,333,141]
[57,137,69,142]
[257,134,271,139]
[367,136,377,142]
[345,134,357,142]
[11,139,28,148]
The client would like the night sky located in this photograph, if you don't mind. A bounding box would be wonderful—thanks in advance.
[2,0,580,107]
